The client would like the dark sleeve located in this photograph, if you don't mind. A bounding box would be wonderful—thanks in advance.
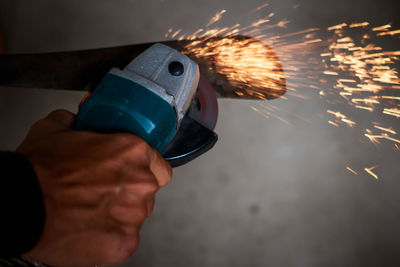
[0,151,45,257]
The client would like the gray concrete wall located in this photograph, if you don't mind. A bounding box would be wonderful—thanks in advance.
[0,1,399,266]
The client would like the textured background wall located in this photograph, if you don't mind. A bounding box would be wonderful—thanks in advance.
[0,1,399,266]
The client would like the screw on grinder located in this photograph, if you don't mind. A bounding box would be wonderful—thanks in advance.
[75,43,218,167]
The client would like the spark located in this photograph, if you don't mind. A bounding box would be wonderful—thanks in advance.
[365,132,381,144]
[251,18,271,27]
[365,132,400,144]
[382,51,400,56]
[167,7,400,179]
[327,110,346,119]
[184,38,286,99]
[303,39,322,44]
[364,166,379,180]
[247,2,270,14]
[376,29,400,36]
[256,3,270,10]
[355,105,374,111]
[206,10,227,28]
[351,98,380,105]
[187,28,204,39]
[328,120,339,127]
[349,22,369,28]
[327,110,356,127]
[338,37,353,43]
[372,24,391,32]
[323,25,400,120]
[373,125,397,134]
[338,79,356,83]
[171,29,182,38]
[328,23,347,31]
[278,28,320,38]
[342,118,356,127]
[165,28,173,38]
[383,108,400,118]
[320,21,400,178]
[250,106,270,119]
[346,166,359,175]
[323,71,339,75]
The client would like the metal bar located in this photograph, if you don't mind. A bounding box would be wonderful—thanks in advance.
[0,37,286,100]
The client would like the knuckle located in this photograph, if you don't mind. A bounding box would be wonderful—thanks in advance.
[132,140,152,157]
[31,118,49,130]
[126,179,159,199]
[119,242,139,263]
[164,167,173,183]
[112,134,153,160]
[111,133,136,146]
[47,109,68,118]
[106,234,139,265]
[108,200,149,224]
[140,179,159,195]
[149,147,163,163]
[135,205,148,222]
[120,235,140,261]
[46,109,75,125]
[155,164,173,187]
[108,204,126,222]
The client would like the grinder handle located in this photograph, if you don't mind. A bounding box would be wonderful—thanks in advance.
[74,72,177,153]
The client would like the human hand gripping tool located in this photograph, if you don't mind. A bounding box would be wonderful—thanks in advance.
[74,44,218,167]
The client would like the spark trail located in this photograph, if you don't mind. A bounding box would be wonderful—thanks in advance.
[165,4,399,179]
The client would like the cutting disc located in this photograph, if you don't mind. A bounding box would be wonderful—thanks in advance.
[187,74,218,130]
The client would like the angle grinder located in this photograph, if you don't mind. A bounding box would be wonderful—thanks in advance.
[74,43,218,167]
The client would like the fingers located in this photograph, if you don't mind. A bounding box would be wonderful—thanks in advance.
[31,109,75,136]
[46,109,75,129]
[108,203,148,225]
[108,190,155,241]
[149,149,172,187]
[121,134,172,187]
[115,184,157,217]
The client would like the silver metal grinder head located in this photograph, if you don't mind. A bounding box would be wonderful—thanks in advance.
[120,43,200,123]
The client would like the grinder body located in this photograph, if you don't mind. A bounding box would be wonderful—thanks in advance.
[75,71,178,152]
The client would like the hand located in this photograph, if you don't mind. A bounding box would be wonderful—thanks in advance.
[16,109,172,267]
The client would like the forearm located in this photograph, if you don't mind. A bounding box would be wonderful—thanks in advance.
[0,151,45,257]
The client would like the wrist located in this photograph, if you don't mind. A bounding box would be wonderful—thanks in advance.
[0,151,45,257]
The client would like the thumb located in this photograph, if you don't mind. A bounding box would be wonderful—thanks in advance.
[17,109,76,154]
[30,109,75,137]
[46,109,76,129]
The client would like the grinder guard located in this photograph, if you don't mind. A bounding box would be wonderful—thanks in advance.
[164,74,218,167]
